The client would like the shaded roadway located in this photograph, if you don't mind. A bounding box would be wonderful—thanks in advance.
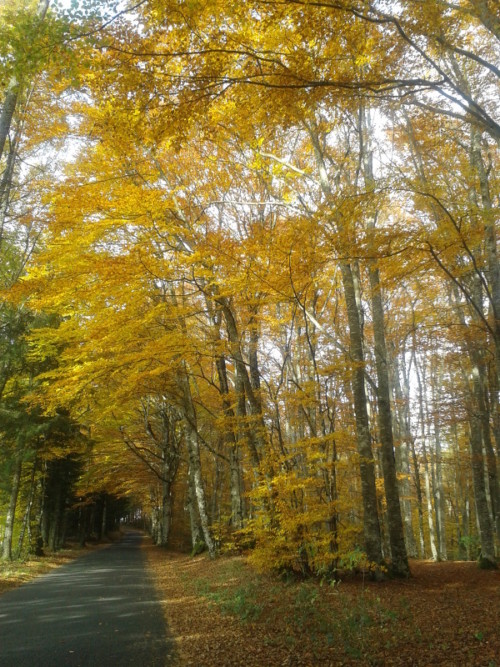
[0,531,173,666]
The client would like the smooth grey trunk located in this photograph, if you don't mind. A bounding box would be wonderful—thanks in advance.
[470,364,497,566]
[0,88,18,165]
[489,369,500,473]
[307,120,383,568]
[220,299,263,471]
[470,126,500,390]
[229,447,244,528]
[360,105,409,575]
[464,496,471,560]
[187,465,204,550]
[178,370,216,557]
[431,362,447,560]
[206,296,245,526]
[470,130,500,543]
[16,458,38,557]
[433,426,447,560]
[449,275,498,565]
[248,310,263,408]
[1,452,23,561]
[158,413,180,546]
[391,350,418,557]
[159,477,173,546]
[410,436,427,558]
[340,261,383,566]
[403,346,426,558]
[367,258,409,575]
[216,352,245,527]
[423,445,438,561]
[185,422,214,556]
[0,120,20,246]
[415,356,439,560]
[476,361,500,542]
[451,423,468,560]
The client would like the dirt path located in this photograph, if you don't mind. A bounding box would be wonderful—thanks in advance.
[145,546,500,667]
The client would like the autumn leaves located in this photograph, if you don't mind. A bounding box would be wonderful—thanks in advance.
[1,1,498,570]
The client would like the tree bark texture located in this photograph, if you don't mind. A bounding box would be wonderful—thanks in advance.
[1,452,22,561]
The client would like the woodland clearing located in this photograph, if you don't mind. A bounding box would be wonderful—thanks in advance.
[145,545,500,667]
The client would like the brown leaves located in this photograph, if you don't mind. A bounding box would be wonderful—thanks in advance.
[146,547,500,667]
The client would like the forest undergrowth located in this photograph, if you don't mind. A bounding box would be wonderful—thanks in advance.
[145,544,500,667]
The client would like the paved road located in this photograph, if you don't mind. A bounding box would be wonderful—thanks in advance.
[0,532,173,666]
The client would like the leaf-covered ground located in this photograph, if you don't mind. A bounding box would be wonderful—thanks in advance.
[1,538,498,666]
[145,546,500,667]
[0,549,84,596]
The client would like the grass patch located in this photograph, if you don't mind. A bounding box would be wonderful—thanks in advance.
[194,578,264,621]
[188,559,264,622]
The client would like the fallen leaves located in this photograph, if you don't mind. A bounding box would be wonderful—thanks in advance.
[145,545,500,667]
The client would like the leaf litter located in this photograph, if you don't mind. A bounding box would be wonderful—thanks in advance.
[145,544,500,667]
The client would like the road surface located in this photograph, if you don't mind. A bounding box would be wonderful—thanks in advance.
[0,532,173,666]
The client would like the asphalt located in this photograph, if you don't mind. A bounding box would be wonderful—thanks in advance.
[0,531,174,666]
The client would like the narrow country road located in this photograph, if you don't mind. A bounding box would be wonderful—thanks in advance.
[0,531,173,666]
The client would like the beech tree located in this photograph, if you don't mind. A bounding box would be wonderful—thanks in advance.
[1,0,498,572]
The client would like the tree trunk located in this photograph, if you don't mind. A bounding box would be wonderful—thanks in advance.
[229,447,244,529]
[159,477,173,546]
[415,357,439,560]
[391,350,418,558]
[215,351,245,527]
[340,261,384,568]
[359,103,409,575]
[476,361,500,543]
[187,465,204,551]
[0,0,50,163]
[430,361,447,560]
[0,88,18,165]
[368,263,409,575]
[433,426,447,560]
[178,369,216,557]
[48,481,62,552]
[16,458,38,557]
[470,363,497,567]
[307,120,383,569]
[1,452,23,561]
[409,436,426,559]
[220,299,264,470]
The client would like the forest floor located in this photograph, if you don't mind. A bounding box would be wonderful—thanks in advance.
[1,538,498,666]
[145,545,500,667]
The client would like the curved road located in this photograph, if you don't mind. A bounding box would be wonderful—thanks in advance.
[0,532,173,666]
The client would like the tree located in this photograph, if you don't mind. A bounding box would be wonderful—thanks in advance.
[7,0,498,572]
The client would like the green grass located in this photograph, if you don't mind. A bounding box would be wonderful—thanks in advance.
[191,569,264,622]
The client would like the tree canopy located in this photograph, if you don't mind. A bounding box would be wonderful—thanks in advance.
[0,0,499,573]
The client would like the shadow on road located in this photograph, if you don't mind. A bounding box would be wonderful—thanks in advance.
[0,531,174,666]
